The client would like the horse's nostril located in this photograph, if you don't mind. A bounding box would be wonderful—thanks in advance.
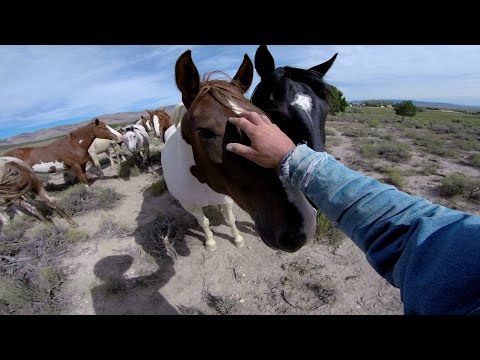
[277,233,307,253]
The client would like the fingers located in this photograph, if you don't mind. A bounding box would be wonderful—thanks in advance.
[226,143,257,161]
[228,116,256,134]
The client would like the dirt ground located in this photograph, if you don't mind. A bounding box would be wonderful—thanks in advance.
[41,139,403,316]
[4,115,479,315]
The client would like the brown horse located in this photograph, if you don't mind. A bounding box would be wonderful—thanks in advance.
[0,156,77,227]
[4,119,119,186]
[175,50,317,252]
[147,109,172,139]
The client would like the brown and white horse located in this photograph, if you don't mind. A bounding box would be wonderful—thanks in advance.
[146,109,172,140]
[4,119,119,186]
[0,156,77,227]
[170,50,317,252]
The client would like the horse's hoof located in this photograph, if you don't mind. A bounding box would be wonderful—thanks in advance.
[205,243,217,252]
[234,238,245,248]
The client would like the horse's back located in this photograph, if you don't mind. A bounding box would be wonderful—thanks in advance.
[161,128,226,207]
[3,148,32,163]
[90,138,116,153]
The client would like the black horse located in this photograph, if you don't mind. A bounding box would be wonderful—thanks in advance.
[251,45,337,152]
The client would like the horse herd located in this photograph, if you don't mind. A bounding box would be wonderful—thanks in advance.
[0,45,338,254]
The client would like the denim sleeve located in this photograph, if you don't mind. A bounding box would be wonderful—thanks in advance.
[280,144,480,315]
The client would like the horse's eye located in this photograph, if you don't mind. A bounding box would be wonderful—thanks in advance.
[198,128,216,139]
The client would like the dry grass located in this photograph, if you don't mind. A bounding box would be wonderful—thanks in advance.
[55,184,122,216]
[95,218,130,239]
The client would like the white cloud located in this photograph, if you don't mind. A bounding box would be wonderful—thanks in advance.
[2,45,480,138]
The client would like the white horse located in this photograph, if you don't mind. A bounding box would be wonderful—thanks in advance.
[122,124,150,162]
[161,103,244,251]
[88,125,126,176]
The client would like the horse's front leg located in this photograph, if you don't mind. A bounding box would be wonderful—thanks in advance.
[37,187,78,227]
[221,196,244,248]
[70,163,90,186]
[185,206,217,251]
[88,149,104,176]
[13,197,53,226]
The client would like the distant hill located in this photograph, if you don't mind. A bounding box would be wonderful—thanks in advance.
[0,105,177,147]
[350,99,480,111]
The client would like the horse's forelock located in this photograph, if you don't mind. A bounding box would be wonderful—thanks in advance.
[193,78,263,116]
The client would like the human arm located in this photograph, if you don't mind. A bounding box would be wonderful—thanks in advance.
[227,112,480,315]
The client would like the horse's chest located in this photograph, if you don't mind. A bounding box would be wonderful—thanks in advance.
[32,160,66,173]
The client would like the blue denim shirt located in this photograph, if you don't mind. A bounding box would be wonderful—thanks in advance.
[280,144,480,315]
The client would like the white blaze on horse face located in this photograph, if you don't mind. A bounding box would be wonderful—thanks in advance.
[153,115,160,136]
[145,119,152,131]
[32,160,66,173]
[291,94,312,115]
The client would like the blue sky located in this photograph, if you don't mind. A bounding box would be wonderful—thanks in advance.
[2,45,480,140]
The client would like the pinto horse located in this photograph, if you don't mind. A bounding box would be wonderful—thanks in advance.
[0,156,77,227]
[4,119,119,186]
[147,109,172,139]
[161,102,244,251]
[251,45,337,152]
[173,50,317,252]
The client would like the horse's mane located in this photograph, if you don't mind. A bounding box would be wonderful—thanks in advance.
[252,66,333,105]
[68,120,96,140]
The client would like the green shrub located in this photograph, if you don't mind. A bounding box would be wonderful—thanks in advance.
[148,177,167,196]
[315,212,344,251]
[439,174,480,198]
[118,157,140,178]
[382,167,407,188]
[376,141,411,162]
[366,118,381,128]
[469,153,480,167]
[361,144,378,159]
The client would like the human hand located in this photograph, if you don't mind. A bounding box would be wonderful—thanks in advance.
[226,111,296,169]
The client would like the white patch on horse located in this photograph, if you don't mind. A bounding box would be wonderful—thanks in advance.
[227,99,247,115]
[291,94,312,115]
[153,115,160,136]
[79,139,84,145]
[32,160,66,173]
[0,156,29,167]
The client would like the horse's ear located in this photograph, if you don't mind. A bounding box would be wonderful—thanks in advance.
[175,50,200,109]
[95,118,100,126]
[190,165,207,184]
[255,45,275,80]
[232,54,253,94]
[310,53,338,76]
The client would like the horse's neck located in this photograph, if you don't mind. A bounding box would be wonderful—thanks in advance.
[69,124,96,150]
